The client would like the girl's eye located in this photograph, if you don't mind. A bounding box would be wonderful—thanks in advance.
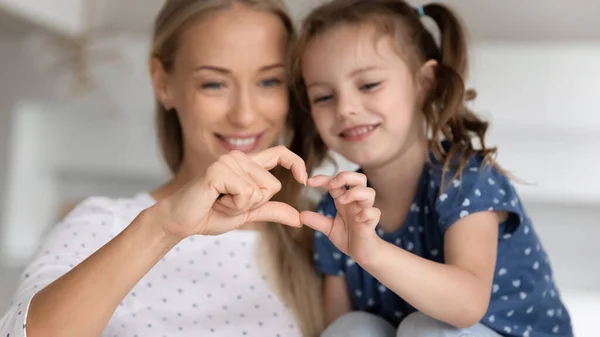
[313,95,333,104]
[360,82,381,91]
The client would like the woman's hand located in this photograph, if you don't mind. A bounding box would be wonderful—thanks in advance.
[300,171,382,264]
[158,146,308,239]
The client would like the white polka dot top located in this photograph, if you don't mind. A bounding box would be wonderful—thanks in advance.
[0,193,302,337]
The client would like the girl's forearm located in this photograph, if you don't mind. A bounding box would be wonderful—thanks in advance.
[360,240,491,328]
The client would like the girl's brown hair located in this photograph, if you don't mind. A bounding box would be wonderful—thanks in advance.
[150,1,323,335]
[292,0,501,185]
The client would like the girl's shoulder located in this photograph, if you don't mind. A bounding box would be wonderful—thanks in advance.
[425,140,514,194]
[425,150,525,235]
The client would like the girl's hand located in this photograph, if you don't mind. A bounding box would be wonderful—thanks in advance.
[300,171,382,264]
[157,146,307,240]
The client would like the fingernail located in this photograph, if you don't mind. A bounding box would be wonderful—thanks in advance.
[303,173,309,186]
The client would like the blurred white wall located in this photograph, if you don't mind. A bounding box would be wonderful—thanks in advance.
[471,43,600,205]
[0,0,83,36]
[0,38,22,225]
[0,36,56,229]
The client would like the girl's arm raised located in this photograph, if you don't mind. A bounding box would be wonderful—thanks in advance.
[302,171,506,328]
[360,211,504,328]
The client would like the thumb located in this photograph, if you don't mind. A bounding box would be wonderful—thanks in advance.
[299,210,334,236]
[245,201,302,227]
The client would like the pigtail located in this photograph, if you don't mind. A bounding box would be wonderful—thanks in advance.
[421,3,499,188]
[422,4,467,76]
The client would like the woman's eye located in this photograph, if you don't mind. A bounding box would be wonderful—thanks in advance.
[200,82,225,90]
[260,78,283,88]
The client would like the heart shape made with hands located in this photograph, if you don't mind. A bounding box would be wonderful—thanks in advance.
[202,147,376,239]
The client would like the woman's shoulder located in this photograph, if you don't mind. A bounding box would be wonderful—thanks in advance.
[60,192,156,231]
[66,192,155,216]
[11,193,158,275]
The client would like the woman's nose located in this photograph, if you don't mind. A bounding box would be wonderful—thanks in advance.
[227,88,257,127]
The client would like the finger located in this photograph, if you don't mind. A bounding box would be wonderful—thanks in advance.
[306,175,346,199]
[218,188,260,212]
[220,153,264,205]
[212,199,245,217]
[329,186,348,199]
[308,172,367,190]
[250,145,307,185]
[218,154,263,209]
[245,201,302,227]
[299,210,335,236]
[326,171,367,190]
[355,207,381,229]
[206,162,256,210]
[230,151,282,201]
[337,187,376,208]
[306,174,334,188]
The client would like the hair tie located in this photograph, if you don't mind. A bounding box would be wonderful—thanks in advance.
[417,6,425,18]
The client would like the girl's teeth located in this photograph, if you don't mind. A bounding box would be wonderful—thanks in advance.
[345,125,375,137]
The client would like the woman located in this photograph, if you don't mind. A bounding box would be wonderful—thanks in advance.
[0,1,324,336]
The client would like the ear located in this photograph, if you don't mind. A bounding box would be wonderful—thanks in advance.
[417,59,438,93]
[149,58,174,109]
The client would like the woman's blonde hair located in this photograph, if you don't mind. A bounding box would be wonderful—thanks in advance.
[150,1,324,336]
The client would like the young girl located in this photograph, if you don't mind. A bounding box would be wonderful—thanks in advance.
[293,0,573,336]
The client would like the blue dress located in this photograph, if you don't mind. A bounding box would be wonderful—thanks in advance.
[314,153,573,337]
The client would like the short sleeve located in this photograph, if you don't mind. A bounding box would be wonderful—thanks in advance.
[433,156,525,235]
[0,197,117,336]
[313,193,345,276]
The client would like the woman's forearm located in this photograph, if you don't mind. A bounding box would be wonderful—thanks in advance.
[26,205,179,337]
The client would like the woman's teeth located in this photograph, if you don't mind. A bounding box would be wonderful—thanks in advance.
[223,137,257,146]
